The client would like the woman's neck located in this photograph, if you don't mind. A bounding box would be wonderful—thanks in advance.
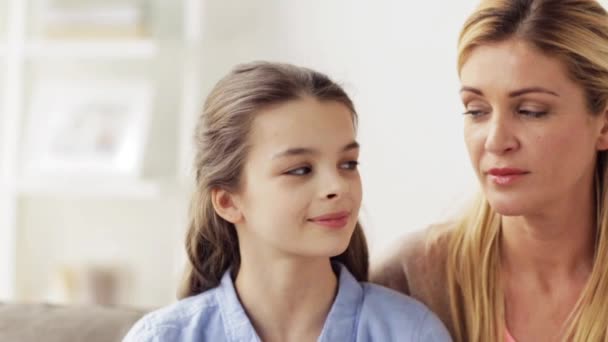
[501,163,600,275]
[500,188,596,282]
[234,256,338,342]
[499,200,596,341]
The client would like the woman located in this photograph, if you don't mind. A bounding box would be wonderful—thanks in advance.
[372,1,608,341]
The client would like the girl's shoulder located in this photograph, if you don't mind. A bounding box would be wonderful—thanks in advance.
[358,282,452,341]
[368,222,457,338]
[122,288,223,342]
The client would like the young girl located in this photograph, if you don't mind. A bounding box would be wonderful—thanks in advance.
[123,61,451,342]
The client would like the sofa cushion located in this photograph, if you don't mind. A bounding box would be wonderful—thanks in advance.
[0,302,146,342]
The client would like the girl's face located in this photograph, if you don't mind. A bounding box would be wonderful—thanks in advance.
[460,38,608,217]
[232,96,362,260]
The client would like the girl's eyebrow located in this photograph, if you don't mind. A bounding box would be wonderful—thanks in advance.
[272,141,359,160]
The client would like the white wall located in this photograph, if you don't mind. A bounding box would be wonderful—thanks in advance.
[17,196,186,308]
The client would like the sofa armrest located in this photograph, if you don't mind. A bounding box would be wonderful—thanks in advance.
[0,302,147,342]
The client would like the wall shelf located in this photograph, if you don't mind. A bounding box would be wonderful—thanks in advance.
[0,0,204,304]
[16,178,164,199]
[25,39,158,59]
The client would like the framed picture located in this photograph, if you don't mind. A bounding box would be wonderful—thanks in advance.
[23,79,153,178]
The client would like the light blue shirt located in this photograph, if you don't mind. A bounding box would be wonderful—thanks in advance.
[123,264,452,341]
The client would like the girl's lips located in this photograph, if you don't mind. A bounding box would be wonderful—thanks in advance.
[308,211,350,229]
[487,168,528,176]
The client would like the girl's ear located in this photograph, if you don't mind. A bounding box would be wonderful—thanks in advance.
[596,105,608,151]
[211,188,244,224]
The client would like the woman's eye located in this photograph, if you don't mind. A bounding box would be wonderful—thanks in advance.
[518,109,548,118]
[340,161,359,170]
[286,166,312,176]
[463,109,486,117]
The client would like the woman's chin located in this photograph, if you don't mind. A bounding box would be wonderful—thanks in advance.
[486,195,533,217]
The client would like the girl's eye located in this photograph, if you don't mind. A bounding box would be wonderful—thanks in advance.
[340,160,359,170]
[518,109,548,118]
[286,166,312,176]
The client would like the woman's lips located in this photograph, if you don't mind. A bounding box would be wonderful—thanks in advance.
[487,168,529,185]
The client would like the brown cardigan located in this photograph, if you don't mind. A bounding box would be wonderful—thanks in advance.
[370,224,456,337]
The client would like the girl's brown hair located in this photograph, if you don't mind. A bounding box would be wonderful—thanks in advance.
[179,61,368,298]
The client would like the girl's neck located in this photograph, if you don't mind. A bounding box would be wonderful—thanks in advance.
[234,256,338,342]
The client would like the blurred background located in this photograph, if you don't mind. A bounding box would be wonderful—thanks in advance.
[0,0,526,310]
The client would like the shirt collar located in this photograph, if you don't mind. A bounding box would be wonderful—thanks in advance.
[217,269,260,342]
[216,263,363,342]
[318,263,363,341]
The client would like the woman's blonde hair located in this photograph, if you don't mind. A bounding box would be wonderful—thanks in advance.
[178,61,369,298]
[449,0,608,340]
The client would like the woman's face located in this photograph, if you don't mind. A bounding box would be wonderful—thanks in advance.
[460,38,608,216]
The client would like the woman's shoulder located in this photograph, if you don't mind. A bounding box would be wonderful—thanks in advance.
[358,283,452,341]
[369,222,457,337]
[370,222,455,293]
[359,282,438,320]
[122,289,222,341]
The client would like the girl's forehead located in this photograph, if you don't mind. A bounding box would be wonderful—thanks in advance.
[245,105,356,162]
[249,98,355,142]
